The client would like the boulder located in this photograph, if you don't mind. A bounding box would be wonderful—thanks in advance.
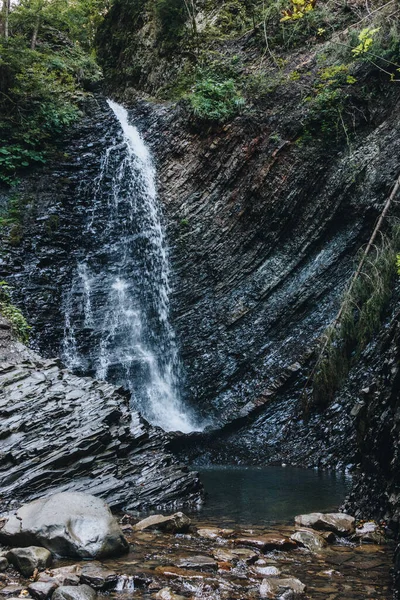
[80,563,118,590]
[6,547,52,577]
[290,530,327,552]
[133,512,191,534]
[294,513,355,536]
[260,577,306,598]
[0,493,129,559]
[52,586,96,600]
[28,581,58,600]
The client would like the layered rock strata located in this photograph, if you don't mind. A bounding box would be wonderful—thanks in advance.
[0,358,202,511]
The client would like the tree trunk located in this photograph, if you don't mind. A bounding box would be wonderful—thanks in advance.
[1,0,10,39]
[31,15,41,50]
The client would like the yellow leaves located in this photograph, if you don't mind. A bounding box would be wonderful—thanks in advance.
[352,27,380,56]
[280,0,316,22]
[317,27,325,36]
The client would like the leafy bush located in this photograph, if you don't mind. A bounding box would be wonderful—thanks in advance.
[0,37,100,184]
[0,282,30,343]
[154,0,187,43]
[186,77,245,124]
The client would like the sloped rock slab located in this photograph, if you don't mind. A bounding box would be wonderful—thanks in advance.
[295,512,355,536]
[0,361,203,512]
[0,493,128,559]
[133,513,191,533]
[291,530,327,552]
[234,534,297,552]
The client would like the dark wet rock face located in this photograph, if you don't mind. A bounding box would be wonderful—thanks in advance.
[0,362,203,512]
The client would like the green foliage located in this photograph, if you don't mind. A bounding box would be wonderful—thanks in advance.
[186,77,245,124]
[311,226,400,409]
[154,0,186,43]
[301,63,357,141]
[0,282,31,343]
[0,31,100,184]
[352,27,381,57]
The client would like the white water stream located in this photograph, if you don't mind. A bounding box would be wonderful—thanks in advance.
[62,100,201,433]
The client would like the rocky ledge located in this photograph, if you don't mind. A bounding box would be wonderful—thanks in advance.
[0,359,203,512]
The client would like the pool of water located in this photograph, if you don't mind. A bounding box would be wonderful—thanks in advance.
[194,465,351,527]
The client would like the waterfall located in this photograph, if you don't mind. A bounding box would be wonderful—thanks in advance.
[62,100,201,433]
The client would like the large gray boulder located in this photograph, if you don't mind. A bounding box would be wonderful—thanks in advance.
[0,493,129,559]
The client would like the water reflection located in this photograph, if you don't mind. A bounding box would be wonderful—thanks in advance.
[196,465,351,527]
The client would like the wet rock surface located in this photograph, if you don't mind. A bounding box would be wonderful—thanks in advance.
[0,512,392,599]
[5,548,52,577]
[0,361,202,512]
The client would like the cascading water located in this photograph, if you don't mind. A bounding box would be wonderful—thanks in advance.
[62,100,200,433]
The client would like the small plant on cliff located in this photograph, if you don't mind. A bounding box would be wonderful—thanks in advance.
[186,77,245,124]
[0,281,30,343]
[309,224,400,410]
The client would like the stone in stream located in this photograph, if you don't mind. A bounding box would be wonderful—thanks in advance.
[6,547,52,577]
[0,585,25,597]
[250,565,281,578]
[260,577,306,598]
[174,555,217,571]
[52,586,96,600]
[294,512,355,536]
[42,566,81,586]
[80,563,118,590]
[197,527,234,539]
[234,534,297,552]
[0,493,128,559]
[133,512,191,534]
[154,566,207,580]
[212,547,258,564]
[155,589,186,600]
[28,581,59,600]
[354,522,385,544]
[290,530,327,552]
